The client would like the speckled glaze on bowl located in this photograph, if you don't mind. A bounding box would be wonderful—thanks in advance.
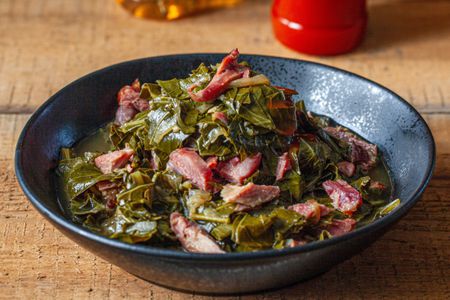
[15,54,435,295]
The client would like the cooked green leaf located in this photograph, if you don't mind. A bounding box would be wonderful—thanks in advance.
[58,155,116,199]
[57,56,396,252]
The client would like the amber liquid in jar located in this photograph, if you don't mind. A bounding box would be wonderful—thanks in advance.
[116,0,242,20]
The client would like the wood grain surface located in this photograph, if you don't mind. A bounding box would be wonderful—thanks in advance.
[0,0,449,299]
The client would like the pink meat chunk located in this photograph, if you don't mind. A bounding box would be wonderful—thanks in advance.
[337,161,356,177]
[188,49,248,102]
[322,180,362,215]
[324,127,378,171]
[327,219,356,237]
[319,204,334,217]
[206,156,218,169]
[117,81,140,104]
[211,111,228,125]
[288,200,322,224]
[221,182,280,210]
[275,152,292,181]
[115,105,138,126]
[289,200,333,222]
[115,79,149,125]
[170,212,224,254]
[94,148,134,174]
[217,153,262,184]
[168,148,214,192]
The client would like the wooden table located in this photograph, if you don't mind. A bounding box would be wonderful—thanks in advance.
[1,0,449,298]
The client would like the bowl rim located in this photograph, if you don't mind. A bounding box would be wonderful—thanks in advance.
[15,53,436,261]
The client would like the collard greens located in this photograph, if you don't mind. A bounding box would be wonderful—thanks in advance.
[57,57,399,252]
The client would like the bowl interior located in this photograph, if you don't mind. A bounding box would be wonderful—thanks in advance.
[15,54,435,254]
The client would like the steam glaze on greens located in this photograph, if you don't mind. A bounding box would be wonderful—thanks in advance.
[57,49,400,253]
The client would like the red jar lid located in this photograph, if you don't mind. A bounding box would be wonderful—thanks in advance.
[272,0,367,55]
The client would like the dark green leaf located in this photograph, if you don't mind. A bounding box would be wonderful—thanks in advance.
[70,193,105,216]
[58,155,116,199]
[196,122,236,157]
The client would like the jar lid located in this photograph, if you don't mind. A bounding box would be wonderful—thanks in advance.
[272,0,367,55]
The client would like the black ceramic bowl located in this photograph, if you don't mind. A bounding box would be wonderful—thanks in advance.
[15,54,435,295]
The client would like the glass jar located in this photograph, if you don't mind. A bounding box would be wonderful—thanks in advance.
[116,0,242,20]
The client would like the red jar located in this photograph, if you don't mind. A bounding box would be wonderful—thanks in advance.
[272,0,367,55]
